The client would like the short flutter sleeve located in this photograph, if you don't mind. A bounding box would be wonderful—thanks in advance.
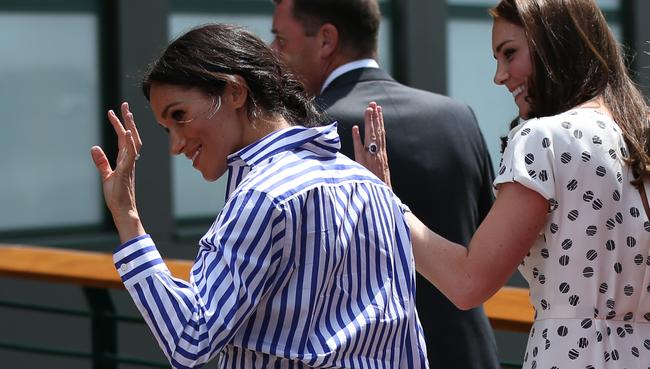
[494,118,558,202]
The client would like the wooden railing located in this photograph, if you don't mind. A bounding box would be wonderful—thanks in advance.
[484,286,533,333]
[0,244,191,290]
[0,244,534,367]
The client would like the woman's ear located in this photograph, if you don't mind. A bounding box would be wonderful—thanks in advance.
[223,75,249,109]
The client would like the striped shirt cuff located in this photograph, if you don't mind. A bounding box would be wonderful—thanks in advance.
[113,234,169,287]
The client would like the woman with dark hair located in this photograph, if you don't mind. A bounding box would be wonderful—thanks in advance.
[356,0,650,367]
[90,24,428,368]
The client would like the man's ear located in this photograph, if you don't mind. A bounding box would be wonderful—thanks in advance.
[223,75,249,109]
[318,23,339,59]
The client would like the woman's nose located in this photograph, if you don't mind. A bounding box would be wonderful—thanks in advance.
[493,63,509,85]
[169,131,186,155]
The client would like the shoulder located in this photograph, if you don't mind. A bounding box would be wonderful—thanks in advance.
[323,69,472,113]
[404,84,465,106]
[224,186,283,214]
[385,83,480,126]
[395,85,481,129]
[510,109,619,146]
[236,151,384,205]
[226,154,302,209]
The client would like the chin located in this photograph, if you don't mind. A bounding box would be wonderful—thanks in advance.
[201,173,219,182]
[201,169,225,182]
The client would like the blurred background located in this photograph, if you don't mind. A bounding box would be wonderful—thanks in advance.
[0,0,648,368]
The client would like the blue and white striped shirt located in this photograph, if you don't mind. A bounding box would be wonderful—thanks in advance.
[114,123,428,369]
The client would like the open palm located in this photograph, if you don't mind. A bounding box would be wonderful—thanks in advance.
[90,102,145,242]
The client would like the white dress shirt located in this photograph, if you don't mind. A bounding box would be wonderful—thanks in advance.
[320,59,379,93]
[114,123,429,369]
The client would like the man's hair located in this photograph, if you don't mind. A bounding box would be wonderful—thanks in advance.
[274,0,381,59]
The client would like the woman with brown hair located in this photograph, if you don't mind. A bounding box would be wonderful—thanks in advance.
[356,0,650,367]
[91,24,428,369]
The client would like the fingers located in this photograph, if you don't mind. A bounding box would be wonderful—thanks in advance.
[118,130,139,170]
[107,102,142,166]
[108,109,126,139]
[352,125,365,163]
[121,102,142,152]
[90,146,113,181]
[365,102,377,145]
[376,105,386,148]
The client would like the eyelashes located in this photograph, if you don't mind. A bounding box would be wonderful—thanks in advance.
[170,96,221,124]
[172,110,193,124]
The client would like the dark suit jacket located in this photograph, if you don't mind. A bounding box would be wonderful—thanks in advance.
[317,67,499,368]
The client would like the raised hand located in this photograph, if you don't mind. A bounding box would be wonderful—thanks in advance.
[90,102,145,242]
[352,101,392,188]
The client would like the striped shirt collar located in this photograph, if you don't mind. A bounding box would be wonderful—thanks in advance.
[224,123,341,200]
[227,122,340,169]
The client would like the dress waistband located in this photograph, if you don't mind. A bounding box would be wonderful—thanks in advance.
[535,308,650,324]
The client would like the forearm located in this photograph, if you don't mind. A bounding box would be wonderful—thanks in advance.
[406,213,487,310]
[125,275,215,368]
[406,183,548,310]
[114,218,282,369]
[114,235,220,368]
[112,211,146,244]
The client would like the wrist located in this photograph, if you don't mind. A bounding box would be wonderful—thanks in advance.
[112,211,146,243]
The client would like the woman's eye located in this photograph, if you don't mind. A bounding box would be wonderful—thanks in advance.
[504,48,516,59]
[171,110,186,122]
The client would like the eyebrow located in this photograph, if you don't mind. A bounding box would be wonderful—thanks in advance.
[161,102,182,120]
[495,39,514,55]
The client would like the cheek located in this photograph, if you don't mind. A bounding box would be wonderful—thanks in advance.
[290,38,316,64]
[514,55,533,80]
[507,62,522,79]
[282,35,302,55]
[280,47,304,72]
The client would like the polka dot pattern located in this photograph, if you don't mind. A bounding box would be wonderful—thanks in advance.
[494,109,650,368]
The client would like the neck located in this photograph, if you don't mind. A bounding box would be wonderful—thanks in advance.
[316,52,371,94]
[576,95,612,118]
[243,114,292,146]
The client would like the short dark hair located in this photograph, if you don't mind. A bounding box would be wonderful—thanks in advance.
[274,0,381,59]
[142,24,324,127]
[491,0,650,184]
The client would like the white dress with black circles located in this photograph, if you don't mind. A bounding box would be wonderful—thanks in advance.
[494,109,650,368]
